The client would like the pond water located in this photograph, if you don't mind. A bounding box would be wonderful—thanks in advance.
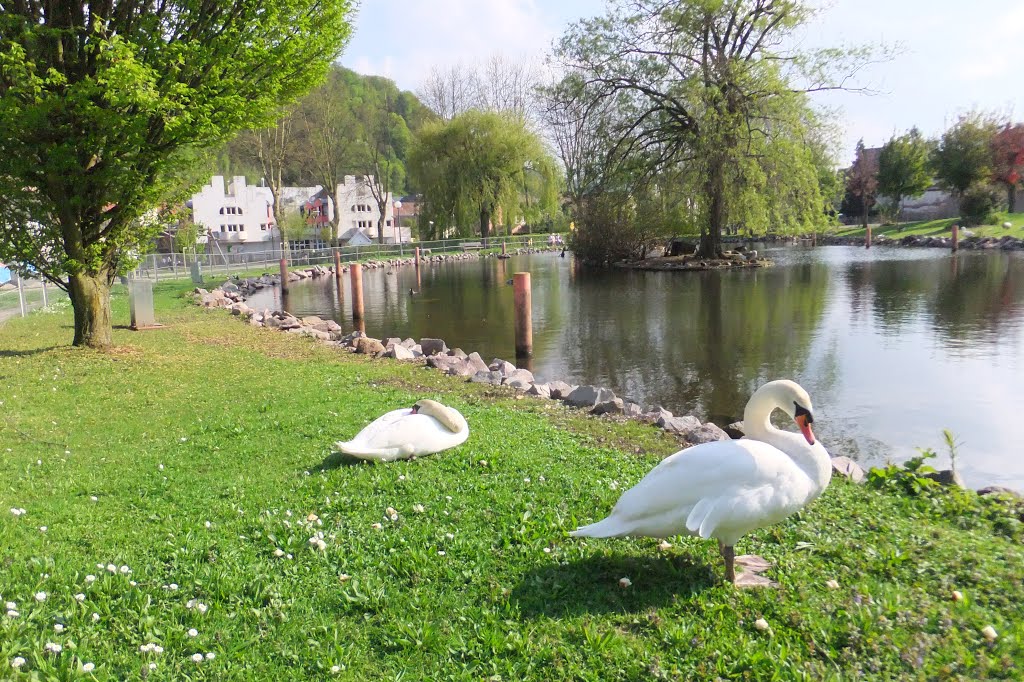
[245,246,1024,490]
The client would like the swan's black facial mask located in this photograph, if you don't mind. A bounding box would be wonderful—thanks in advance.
[794,403,813,424]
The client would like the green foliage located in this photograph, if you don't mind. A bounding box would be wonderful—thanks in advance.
[933,112,999,196]
[0,0,356,346]
[1,288,1022,678]
[868,449,941,496]
[173,221,201,254]
[549,0,861,258]
[877,127,933,224]
[410,111,559,239]
[959,183,1001,226]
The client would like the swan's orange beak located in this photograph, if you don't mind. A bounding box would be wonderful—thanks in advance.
[795,414,815,445]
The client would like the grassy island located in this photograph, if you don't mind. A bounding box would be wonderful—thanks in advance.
[1,281,1021,680]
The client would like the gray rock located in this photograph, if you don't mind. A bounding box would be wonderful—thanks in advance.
[388,344,416,360]
[419,338,448,356]
[526,383,551,399]
[222,282,240,293]
[725,421,746,438]
[592,397,625,415]
[505,369,536,391]
[977,485,1022,499]
[426,355,474,376]
[565,385,615,409]
[194,287,209,296]
[466,352,489,374]
[354,337,386,355]
[449,348,468,359]
[658,415,702,436]
[401,338,417,349]
[264,316,281,328]
[301,315,323,326]
[384,337,402,349]
[410,345,423,357]
[547,381,575,400]
[645,407,674,424]
[923,469,965,488]
[685,423,730,445]
[469,370,504,385]
[830,456,866,484]
[622,401,644,418]
[489,359,517,376]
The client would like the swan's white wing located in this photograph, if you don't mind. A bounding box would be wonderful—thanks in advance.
[334,409,468,461]
[572,439,815,543]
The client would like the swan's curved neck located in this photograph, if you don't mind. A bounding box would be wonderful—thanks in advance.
[743,388,830,490]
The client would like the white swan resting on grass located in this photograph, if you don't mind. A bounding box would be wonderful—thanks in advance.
[571,380,832,586]
[334,399,469,462]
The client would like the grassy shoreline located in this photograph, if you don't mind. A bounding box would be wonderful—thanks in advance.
[826,212,1024,241]
[1,283,1022,679]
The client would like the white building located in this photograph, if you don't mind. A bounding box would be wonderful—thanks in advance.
[191,176,276,252]
[335,175,411,244]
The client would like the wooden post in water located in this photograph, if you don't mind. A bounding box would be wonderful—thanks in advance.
[951,224,959,252]
[333,249,342,282]
[279,258,289,293]
[513,272,532,357]
[501,241,507,256]
[414,246,420,266]
[350,262,364,321]
[865,225,872,249]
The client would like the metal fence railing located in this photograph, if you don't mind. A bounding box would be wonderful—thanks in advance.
[0,276,64,324]
[131,234,558,282]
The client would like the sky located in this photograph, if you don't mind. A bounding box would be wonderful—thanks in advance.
[341,0,1024,165]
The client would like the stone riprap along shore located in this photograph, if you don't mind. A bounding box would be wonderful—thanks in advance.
[193,261,1022,499]
[822,234,1024,250]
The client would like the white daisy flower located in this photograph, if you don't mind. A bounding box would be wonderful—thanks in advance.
[12,657,26,668]
[92,613,100,622]
[75,593,85,602]
[82,662,95,672]
[982,626,998,641]
[44,642,62,653]
[34,591,46,602]
[188,628,198,637]
[119,565,131,574]
[204,521,211,529]
[412,504,425,513]
[618,577,632,588]
[85,575,96,584]
[105,564,116,573]
[6,609,19,618]
[371,523,383,530]
[54,623,64,633]
[169,583,178,591]
[205,652,215,660]
[273,549,285,557]
[90,496,98,502]
[39,526,47,532]
[191,653,203,663]
[197,603,208,614]
[4,601,15,610]
[331,665,341,673]
[754,618,770,632]
[148,663,157,670]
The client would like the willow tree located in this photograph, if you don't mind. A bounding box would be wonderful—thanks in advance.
[551,0,870,258]
[409,110,558,240]
[0,0,354,348]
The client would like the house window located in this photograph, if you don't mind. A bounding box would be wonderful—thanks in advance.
[220,225,226,232]
[386,220,391,227]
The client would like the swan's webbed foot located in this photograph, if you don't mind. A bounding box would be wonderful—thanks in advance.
[733,554,778,588]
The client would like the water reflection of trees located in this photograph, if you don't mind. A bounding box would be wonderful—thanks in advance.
[558,263,831,421]
[843,254,1024,345]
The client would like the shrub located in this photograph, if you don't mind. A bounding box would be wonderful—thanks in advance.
[958,183,1000,226]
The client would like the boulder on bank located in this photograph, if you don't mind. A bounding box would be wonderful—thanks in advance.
[354,337,386,355]
[685,422,730,444]
[658,415,701,437]
[830,456,866,484]
[470,370,504,385]
[420,338,448,356]
[504,368,535,391]
[547,381,575,400]
[565,385,614,409]
[592,397,625,416]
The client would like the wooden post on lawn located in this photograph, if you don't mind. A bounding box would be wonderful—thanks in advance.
[279,258,289,293]
[334,249,342,282]
[513,272,532,357]
[350,262,364,321]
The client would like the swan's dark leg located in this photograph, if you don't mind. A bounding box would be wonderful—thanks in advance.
[719,541,736,583]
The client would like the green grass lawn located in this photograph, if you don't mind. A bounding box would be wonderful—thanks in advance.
[830,212,1024,241]
[1,282,1022,680]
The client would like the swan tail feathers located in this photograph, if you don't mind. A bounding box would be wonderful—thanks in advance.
[333,441,404,462]
[570,516,629,538]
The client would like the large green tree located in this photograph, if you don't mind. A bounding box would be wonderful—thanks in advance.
[0,0,354,348]
[550,0,867,258]
[877,127,932,227]
[409,110,558,240]
[933,112,999,198]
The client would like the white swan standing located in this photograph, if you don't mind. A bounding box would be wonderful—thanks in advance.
[571,380,832,586]
[334,399,469,462]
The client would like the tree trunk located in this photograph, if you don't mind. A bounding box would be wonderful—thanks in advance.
[377,215,385,244]
[861,199,869,230]
[699,158,725,258]
[1009,185,1017,214]
[480,207,491,241]
[69,271,112,348]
